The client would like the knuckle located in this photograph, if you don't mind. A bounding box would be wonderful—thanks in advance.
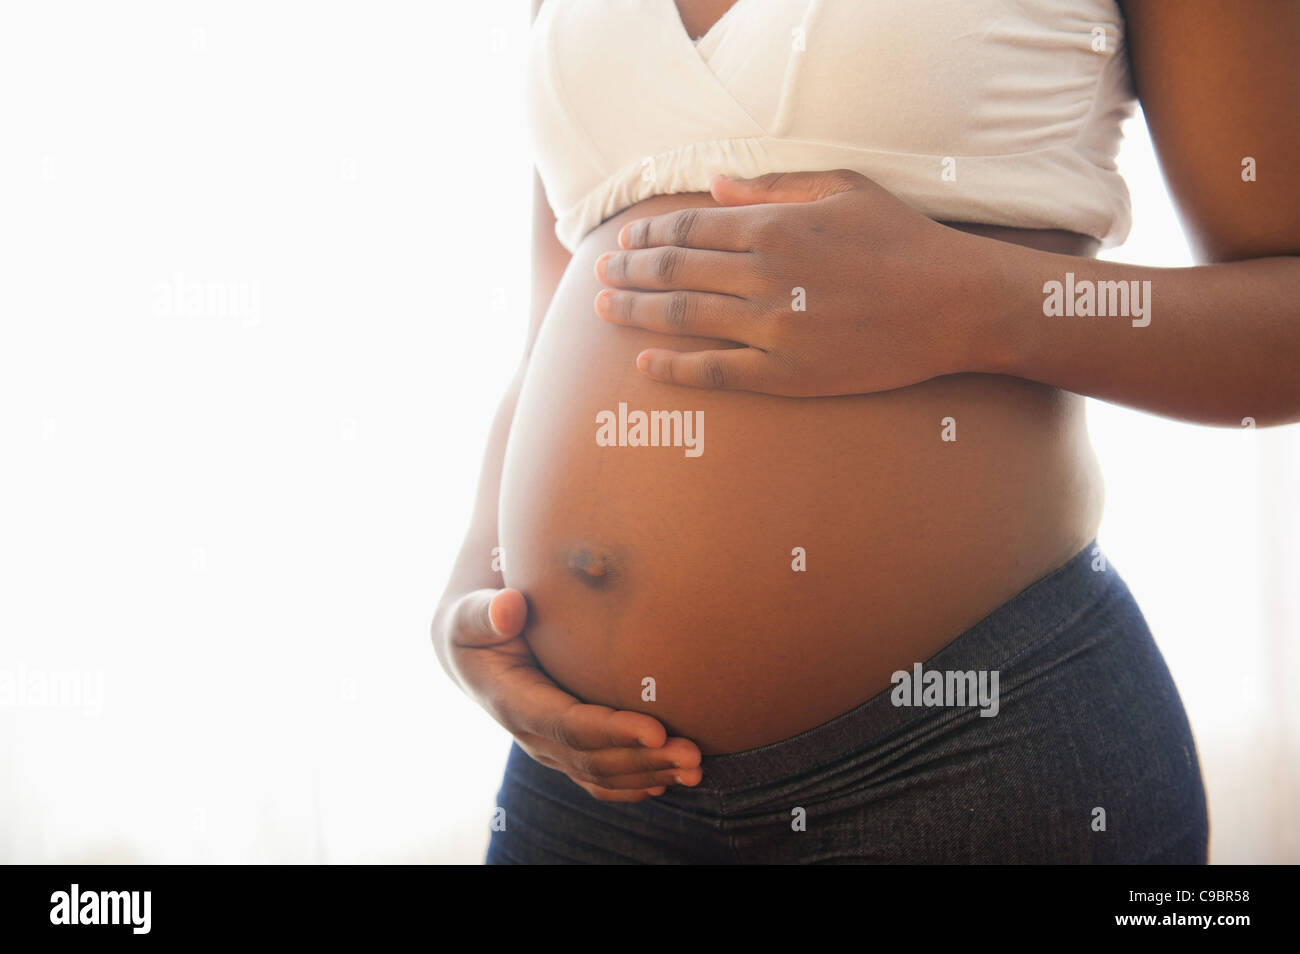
[669,208,698,246]
[655,247,680,283]
[536,716,561,746]
[571,752,600,780]
[756,244,793,283]
[769,347,799,376]
[826,169,857,190]
[749,256,784,292]
[699,355,727,389]
[665,291,690,332]
[613,253,630,282]
[450,591,488,643]
[746,294,774,322]
[763,172,790,191]
[833,168,866,189]
[752,214,785,248]
[544,711,578,750]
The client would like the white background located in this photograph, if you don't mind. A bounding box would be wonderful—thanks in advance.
[1,1,1296,863]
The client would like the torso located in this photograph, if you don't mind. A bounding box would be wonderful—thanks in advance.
[499,190,1104,754]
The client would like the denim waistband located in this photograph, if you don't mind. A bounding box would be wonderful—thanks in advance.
[690,539,1115,795]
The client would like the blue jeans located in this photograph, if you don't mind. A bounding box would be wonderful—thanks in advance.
[486,543,1208,864]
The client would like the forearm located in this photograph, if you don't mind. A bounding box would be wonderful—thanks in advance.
[968,236,1300,427]
[434,167,568,685]
[432,368,520,686]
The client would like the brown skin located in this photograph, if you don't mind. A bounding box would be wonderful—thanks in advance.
[432,0,1296,795]
[496,191,1099,754]
[430,0,712,803]
[431,173,705,801]
[674,0,745,41]
[600,2,1300,425]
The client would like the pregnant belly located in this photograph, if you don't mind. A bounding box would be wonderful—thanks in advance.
[498,193,1103,753]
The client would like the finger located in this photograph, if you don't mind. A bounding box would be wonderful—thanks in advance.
[450,588,526,648]
[576,737,703,779]
[475,649,680,763]
[489,661,670,749]
[521,734,698,791]
[545,699,674,751]
[595,247,754,295]
[709,169,863,206]
[547,751,693,790]
[595,289,753,341]
[488,588,526,637]
[635,346,771,392]
[618,205,763,252]
[596,765,704,789]
[571,779,667,803]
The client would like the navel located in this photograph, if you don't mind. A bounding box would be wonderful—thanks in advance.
[563,544,621,590]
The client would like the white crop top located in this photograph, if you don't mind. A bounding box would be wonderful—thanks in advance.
[526,0,1137,252]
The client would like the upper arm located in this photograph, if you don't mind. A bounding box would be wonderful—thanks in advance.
[526,0,570,359]
[1119,0,1300,263]
[527,170,570,358]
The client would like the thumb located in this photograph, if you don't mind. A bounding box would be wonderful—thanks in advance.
[709,169,862,206]
[452,587,528,647]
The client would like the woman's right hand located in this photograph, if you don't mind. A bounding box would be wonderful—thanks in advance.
[435,587,704,801]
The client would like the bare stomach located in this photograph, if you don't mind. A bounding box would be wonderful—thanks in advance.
[498,192,1103,754]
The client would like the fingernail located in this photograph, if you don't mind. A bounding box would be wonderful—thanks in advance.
[594,252,611,280]
[650,787,666,796]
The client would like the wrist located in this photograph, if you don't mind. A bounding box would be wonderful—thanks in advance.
[948,228,1038,377]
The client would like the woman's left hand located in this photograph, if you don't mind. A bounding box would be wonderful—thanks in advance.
[593,169,994,397]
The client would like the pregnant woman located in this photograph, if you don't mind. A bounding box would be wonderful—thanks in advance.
[434,0,1300,863]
